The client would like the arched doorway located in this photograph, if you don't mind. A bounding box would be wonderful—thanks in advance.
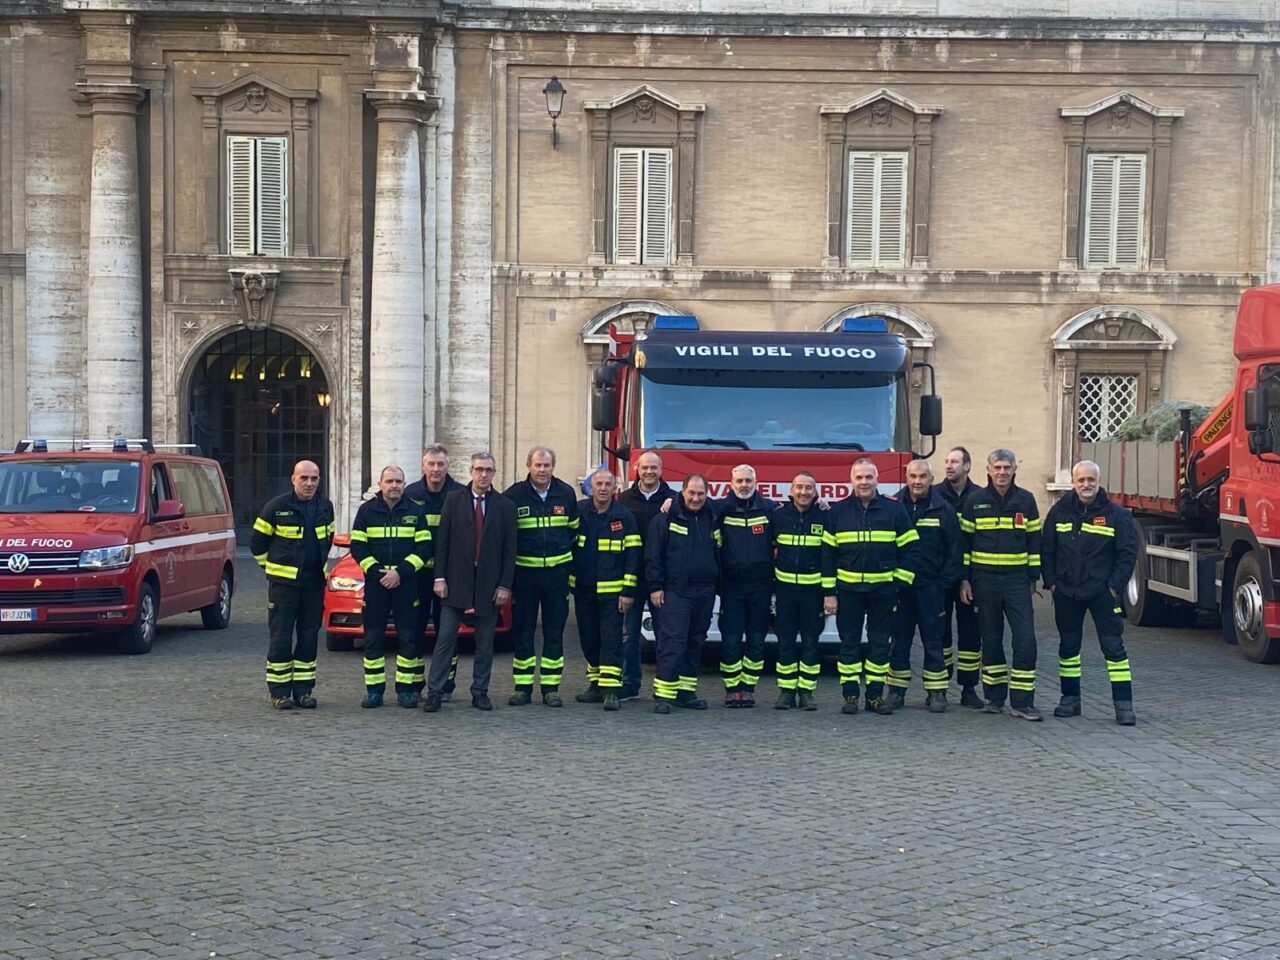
[188,328,331,538]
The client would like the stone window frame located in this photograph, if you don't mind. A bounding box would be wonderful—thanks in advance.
[584,85,705,267]
[191,73,319,257]
[820,302,936,408]
[1050,304,1177,487]
[820,89,943,269]
[1058,91,1184,272]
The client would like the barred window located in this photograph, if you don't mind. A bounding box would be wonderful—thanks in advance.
[1077,374,1138,442]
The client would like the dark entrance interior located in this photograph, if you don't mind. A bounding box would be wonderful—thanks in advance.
[188,329,331,540]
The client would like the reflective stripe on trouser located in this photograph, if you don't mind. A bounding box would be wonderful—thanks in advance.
[361,578,423,693]
[654,591,715,700]
[974,575,1037,708]
[775,584,823,692]
[718,585,771,690]
[1053,590,1132,701]
[511,566,570,691]
[945,581,981,688]
[835,587,896,700]
[575,589,625,689]
[889,582,950,691]
[265,574,325,697]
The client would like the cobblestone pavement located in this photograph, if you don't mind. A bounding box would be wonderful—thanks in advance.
[3,559,1280,959]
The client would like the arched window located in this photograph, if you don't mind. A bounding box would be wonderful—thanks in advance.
[1051,305,1176,485]
[820,302,936,400]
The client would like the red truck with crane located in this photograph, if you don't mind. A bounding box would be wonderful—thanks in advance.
[1082,284,1280,664]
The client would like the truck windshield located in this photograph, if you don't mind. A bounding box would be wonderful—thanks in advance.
[639,374,903,452]
[0,460,141,513]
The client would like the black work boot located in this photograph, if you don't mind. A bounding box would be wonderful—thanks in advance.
[508,689,532,707]
[603,692,621,712]
[887,690,906,712]
[675,690,708,710]
[797,690,817,711]
[1010,703,1043,722]
[542,690,564,708]
[841,696,860,715]
[1114,700,1136,726]
[867,697,894,716]
[575,683,604,704]
[926,690,947,713]
[774,689,796,710]
[960,686,984,709]
[1054,695,1082,718]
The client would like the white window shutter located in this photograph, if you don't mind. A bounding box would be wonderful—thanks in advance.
[613,148,643,265]
[876,153,907,266]
[846,152,877,264]
[227,136,255,256]
[641,149,672,264]
[1113,155,1145,267]
[255,136,288,257]
[1085,153,1145,268]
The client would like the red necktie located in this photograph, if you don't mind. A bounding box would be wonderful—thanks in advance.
[473,495,484,562]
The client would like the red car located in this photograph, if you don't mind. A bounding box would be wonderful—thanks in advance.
[323,533,512,651]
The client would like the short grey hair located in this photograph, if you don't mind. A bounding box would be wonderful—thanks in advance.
[526,445,557,467]
[590,466,616,484]
[379,464,405,481]
[1072,459,1101,478]
[731,463,756,480]
[423,444,449,460]
[988,448,1017,468]
[906,459,933,477]
[470,451,497,469]
[852,457,879,473]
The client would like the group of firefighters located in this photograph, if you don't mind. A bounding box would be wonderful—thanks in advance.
[250,442,1139,726]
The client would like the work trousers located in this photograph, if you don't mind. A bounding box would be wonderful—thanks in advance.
[265,572,325,697]
[362,576,422,695]
[944,581,982,689]
[654,591,715,701]
[511,566,570,692]
[427,604,498,698]
[417,572,457,694]
[622,575,659,694]
[974,574,1037,708]
[1053,591,1133,701]
[889,582,949,693]
[773,583,823,692]
[576,590,625,689]
[717,582,771,691]
[835,587,896,700]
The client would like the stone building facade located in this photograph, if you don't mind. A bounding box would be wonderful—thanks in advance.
[1,0,1277,530]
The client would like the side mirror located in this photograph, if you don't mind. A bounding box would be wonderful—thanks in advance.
[1245,386,1269,431]
[610,444,632,462]
[919,395,943,437]
[332,532,351,548]
[153,498,185,522]
[1249,430,1274,456]
[591,386,618,432]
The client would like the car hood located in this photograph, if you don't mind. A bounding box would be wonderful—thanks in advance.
[0,512,139,551]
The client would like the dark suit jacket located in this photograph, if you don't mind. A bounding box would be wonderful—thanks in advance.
[434,485,517,615]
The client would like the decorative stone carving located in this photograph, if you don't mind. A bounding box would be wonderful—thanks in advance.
[1109,101,1131,130]
[230,83,283,115]
[870,101,893,126]
[633,97,657,124]
[228,268,280,331]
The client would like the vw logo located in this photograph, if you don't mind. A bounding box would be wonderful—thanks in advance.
[6,553,29,573]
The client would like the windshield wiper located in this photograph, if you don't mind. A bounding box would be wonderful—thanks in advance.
[773,441,866,450]
[654,437,750,450]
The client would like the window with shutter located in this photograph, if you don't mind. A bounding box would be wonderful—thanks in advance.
[612,147,672,265]
[1083,153,1145,269]
[846,151,907,267]
[226,134,289,256]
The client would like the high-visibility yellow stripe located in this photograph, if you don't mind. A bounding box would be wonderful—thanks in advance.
[264,561,299,579]
[836,570,894,583]
[832,530,896,543]
[971,551,1028,566]
[1081,523,1114,537]
[896,529,920,547]
[916,517,941,527]
[515,552,573,568]
[669,522,688,535]
[253,517,275,535]
[959,518,976,532]
[623,534,642,547]
[777,534,823,547]
[776,570,822,585]
[273,525,304,539]
[516,515,574,528]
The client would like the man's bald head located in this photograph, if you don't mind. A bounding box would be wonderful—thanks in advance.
[291,460,320,501]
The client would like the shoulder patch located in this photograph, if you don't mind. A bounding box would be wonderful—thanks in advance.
[553,505,566,516]
[517,505,530,518]
[811,523,824,535]
[610,519,624,532]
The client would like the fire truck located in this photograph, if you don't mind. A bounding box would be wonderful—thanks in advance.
[589,314,943,644]
[1081,284,1280,664]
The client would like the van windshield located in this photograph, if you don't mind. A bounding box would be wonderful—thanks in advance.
[0,460,141,513]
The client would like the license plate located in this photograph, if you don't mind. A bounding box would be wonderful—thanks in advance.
[1,608,36,622]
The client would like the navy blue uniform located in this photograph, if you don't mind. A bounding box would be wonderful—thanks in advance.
[618,480,676,697]
[572,499,642,691]
[771,500,830,696]
[714,492,775,694]
[939,477,981,687]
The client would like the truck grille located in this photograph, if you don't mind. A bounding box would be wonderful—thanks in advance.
[0,588,125,606]
[0,551,82,573]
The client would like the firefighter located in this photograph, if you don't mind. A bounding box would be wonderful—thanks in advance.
[939,446,983,708]
[572,468,642,711]
[823,458,920,715]
[349,465,432,708]
[504,445,580,707]
[715,464,775,708]
[888,459,962,713]
[404,444,465,700]
[1042,459,1139,725]
[647,474,722,714]
[250,459,335,710]
[772,471,829,711]
[618,451,676,700]
[958,448,1043,721]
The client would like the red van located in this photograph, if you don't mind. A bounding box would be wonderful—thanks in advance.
[0,440,237,653]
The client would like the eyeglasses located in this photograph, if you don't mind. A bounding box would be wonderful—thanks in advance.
[472,466,496,474]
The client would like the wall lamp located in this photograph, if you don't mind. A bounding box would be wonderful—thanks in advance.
[543,76,565,148]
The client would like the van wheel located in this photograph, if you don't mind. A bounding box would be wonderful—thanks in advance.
[1232,552,1280,664]
[325,631,352,652]
[200,568,233,630]
[119,583,158,655]
[1124,526,1168,627]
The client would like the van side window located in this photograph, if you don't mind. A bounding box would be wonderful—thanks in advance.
[170,462,220,518]
[149,465,171,515]
[199,464,231,515]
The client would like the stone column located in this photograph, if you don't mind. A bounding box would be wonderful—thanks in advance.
[79,81,145,439]
[366,90,430,477]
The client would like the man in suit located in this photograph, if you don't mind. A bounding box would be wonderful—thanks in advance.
[423,451,518,713]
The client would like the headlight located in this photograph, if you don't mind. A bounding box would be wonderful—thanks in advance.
[79,545,134,570]
[328,575,363,593]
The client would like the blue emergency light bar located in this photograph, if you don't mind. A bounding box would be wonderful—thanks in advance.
[652,315,700,330]
[840,316,889,333]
